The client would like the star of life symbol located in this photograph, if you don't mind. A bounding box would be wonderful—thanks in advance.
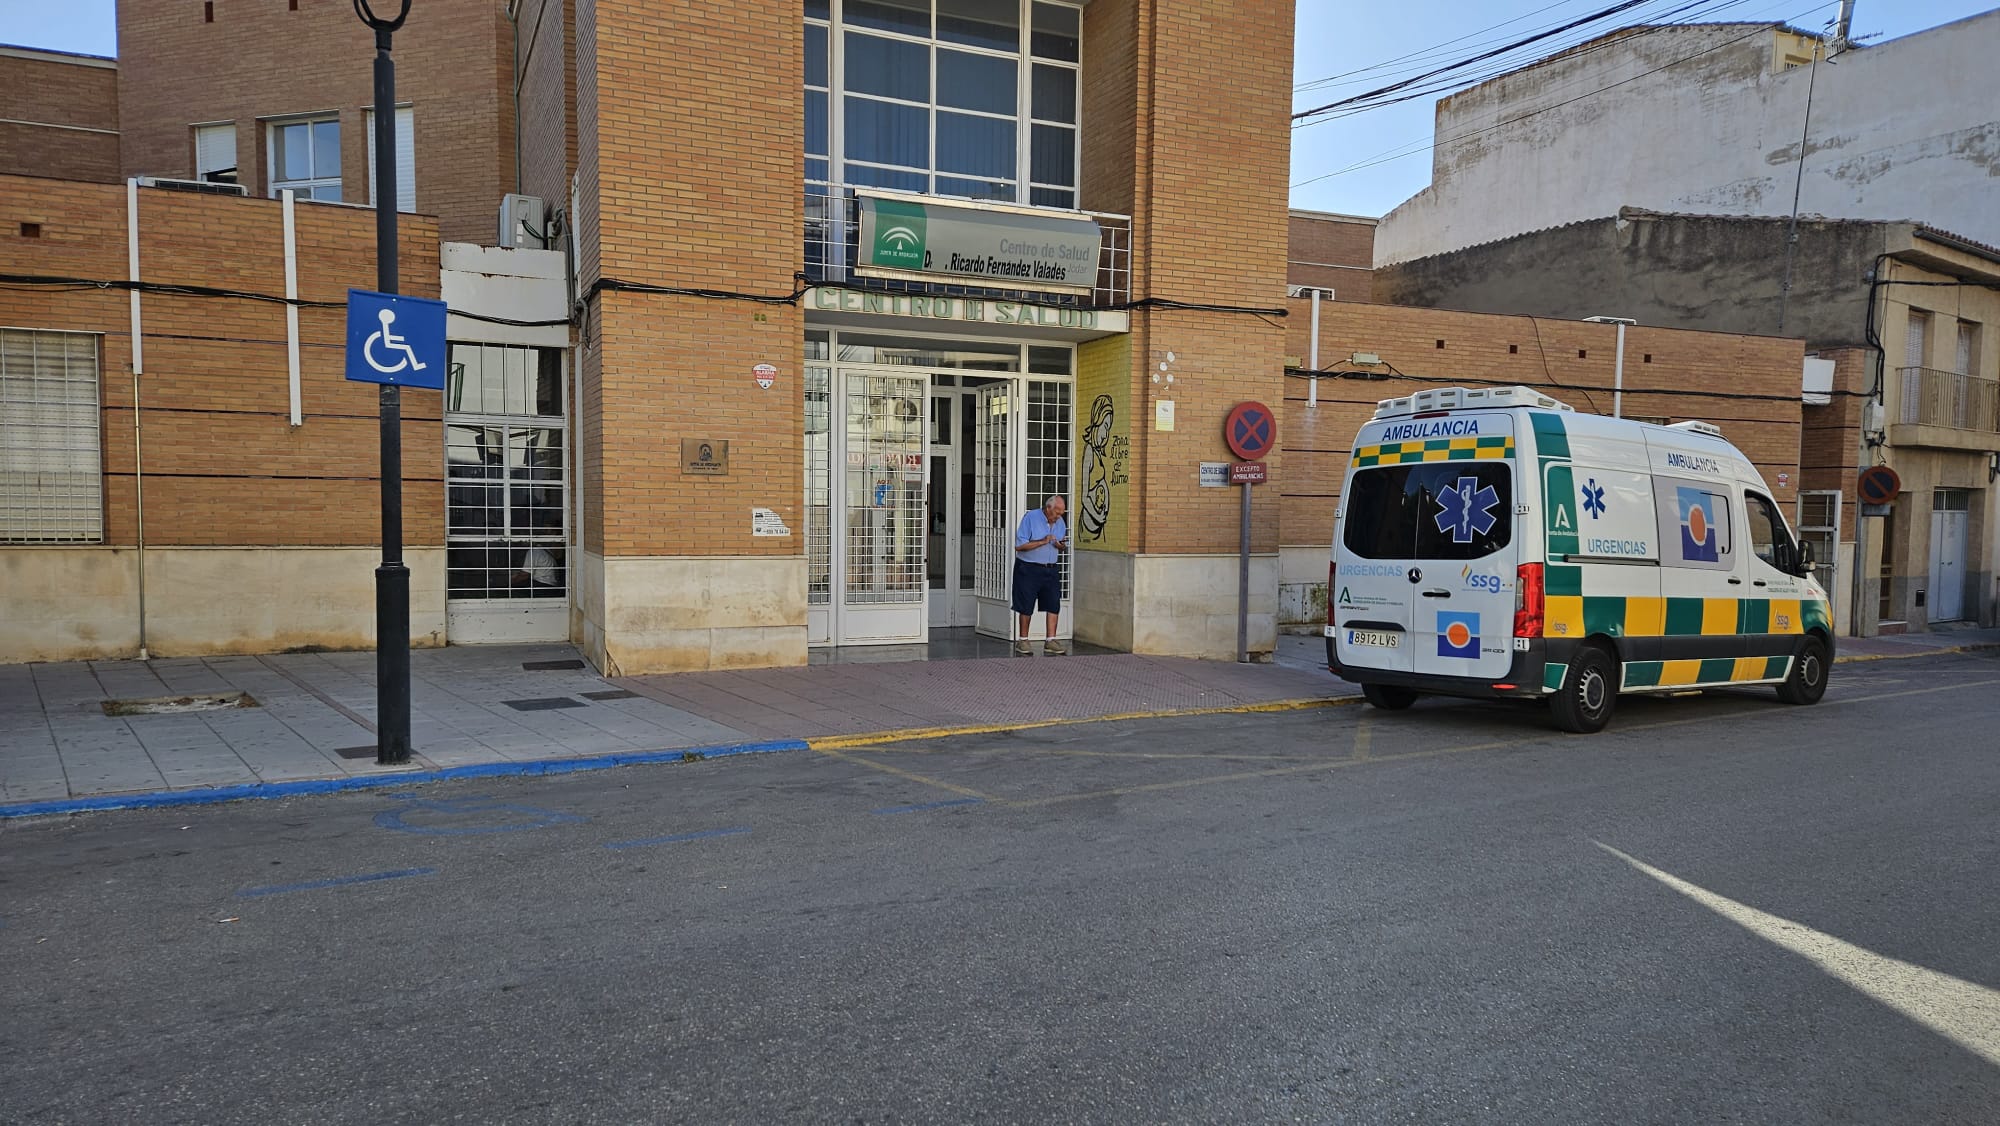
[1434,476,1501,545]
[1582,478,1607,520]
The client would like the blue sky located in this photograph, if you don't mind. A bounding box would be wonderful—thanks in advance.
[4,0,1991,217]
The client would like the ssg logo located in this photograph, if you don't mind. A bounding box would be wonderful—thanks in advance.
[1460,564,1504,593]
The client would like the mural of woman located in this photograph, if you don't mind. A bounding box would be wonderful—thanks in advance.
[1080,393,1114,540]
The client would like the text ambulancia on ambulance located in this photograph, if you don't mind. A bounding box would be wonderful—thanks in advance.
[1325,386,1831,733]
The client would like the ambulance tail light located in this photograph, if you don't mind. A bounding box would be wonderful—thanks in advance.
[1514,562,1544,638]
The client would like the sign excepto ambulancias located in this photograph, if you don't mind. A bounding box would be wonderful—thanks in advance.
[1229,461,1267,485]
[857,192,1102,295]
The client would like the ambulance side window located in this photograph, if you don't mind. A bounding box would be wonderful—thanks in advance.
[1342,463,1511,560]
[1745,491,1795,571]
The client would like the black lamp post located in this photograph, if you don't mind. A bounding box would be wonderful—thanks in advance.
[356,0,413,765]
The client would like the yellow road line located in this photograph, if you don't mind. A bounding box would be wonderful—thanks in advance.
[809,746,995,802]
[804,695,1358,751]
[808,673,1998,811]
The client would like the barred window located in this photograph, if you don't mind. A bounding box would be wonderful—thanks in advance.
[0,329,103,543]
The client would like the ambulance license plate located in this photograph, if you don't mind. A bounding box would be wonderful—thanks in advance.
[1344,630,1400,649]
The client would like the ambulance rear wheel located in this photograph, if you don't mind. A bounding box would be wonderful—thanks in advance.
[1361,684,1418,711]
[1776,637,1829,705]
[1551,644,1617,734]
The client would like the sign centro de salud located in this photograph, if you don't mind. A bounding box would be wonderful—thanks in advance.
[857,193,1102,295]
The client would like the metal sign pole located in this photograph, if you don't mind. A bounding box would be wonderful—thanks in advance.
[360,0,412,765]
[1237,480,1251,663]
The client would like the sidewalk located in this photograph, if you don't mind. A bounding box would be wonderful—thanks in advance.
[0,644,1349,813]
[6,625,1993,816]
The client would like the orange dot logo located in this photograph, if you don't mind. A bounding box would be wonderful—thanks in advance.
[1687,504,1708,544]
[1445,622,1473,649]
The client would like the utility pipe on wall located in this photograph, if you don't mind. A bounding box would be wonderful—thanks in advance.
[1309,289,1321,408]
[126,178,149,661]
[282,190,303,427]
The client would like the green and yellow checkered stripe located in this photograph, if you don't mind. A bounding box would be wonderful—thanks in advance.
[1352,436,1514,466]
[1540,563,1832,689]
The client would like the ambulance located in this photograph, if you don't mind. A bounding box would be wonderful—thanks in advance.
[1325,385,1833,733]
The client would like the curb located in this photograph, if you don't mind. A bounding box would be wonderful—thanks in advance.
[1,697,1362,819]
[0,738,810,820]
[808,695,1360,750]
[1834,641,2000,664]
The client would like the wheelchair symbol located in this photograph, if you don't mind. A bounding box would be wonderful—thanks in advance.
[363,307,428,375]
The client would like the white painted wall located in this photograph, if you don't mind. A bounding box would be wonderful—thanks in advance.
[1378,13,2000,265]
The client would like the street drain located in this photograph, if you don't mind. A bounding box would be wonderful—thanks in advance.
[102,692,258,717]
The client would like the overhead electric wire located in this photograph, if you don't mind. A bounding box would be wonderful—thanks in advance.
[1294,0,1767,123]
[1295,0,1604,93]
[1291,1,1836,189]
[1297,0,1682,123]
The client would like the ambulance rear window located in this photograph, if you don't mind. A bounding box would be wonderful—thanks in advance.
[1342,463,1512,561]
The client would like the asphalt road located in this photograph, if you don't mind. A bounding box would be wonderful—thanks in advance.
[4,651,1998,1124]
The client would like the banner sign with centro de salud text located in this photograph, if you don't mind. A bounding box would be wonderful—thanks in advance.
[856,192,1102,295]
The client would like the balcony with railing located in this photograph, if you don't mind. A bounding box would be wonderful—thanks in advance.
[1891,366,2000,451]
[804,186,1132,310]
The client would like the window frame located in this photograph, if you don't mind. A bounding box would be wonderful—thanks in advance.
[364,104,417,214]
[266,113,343,201]
[0,328,105,545]
[193,121,238,185]
[808,0,1083,210]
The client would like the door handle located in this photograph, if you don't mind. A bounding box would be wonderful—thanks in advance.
[1421,589,1452,598]
[1754,580,1768,588]
[1727,578,1743,585]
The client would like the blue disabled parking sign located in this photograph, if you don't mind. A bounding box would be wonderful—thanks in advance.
[345,289,447,390]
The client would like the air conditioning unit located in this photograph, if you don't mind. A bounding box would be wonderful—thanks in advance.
[136,176,249,197]
[500,193,548,248]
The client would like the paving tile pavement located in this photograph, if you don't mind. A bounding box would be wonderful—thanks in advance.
[12,624,1989,806]
[1,642,1351,804]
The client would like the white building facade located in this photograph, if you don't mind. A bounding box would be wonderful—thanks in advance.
[1376,13,2000,265]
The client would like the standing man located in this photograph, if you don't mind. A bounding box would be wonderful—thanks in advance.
[1013,494,1069,655]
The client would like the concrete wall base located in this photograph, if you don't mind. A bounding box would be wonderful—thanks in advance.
[1074,550,1279,660]
[0,546,446,663]
[575,551,808,675]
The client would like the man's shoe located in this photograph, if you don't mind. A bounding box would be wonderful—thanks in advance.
[1044,640,1068,655]
[1014,639,1033,656]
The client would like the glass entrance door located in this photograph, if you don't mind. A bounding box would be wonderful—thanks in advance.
[803,330,1076,647]
[836,370,928,643]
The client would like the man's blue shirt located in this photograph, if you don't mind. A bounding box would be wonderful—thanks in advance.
[1015,509,1067,564]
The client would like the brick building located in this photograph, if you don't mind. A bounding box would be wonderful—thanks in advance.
[503,0,1301,670]
[0,46,120,184]
[4,0,1305,671]
[1,174,440,662]
[112,0,513,244]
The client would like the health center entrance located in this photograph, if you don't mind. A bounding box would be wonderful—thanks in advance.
[805,330,1075,648]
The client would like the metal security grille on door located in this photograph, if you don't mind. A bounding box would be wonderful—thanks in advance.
[1796,490,1839,599]
[844,372,926,604]
[805,361,833,607]
[975,383,1012,602]
[1026,379,1072,598]
[444,344,567,609]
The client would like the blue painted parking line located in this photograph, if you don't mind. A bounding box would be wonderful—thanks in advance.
[871,797,984,815]
[237,867,437,898]
[374,796,586,835]
[603,826,752,850]
[0,739,810,820]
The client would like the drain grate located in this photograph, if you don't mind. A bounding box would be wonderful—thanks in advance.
[581,689,638,701]
[522,659,587,671]
[103,692,257,717]
[503,697,587,711]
